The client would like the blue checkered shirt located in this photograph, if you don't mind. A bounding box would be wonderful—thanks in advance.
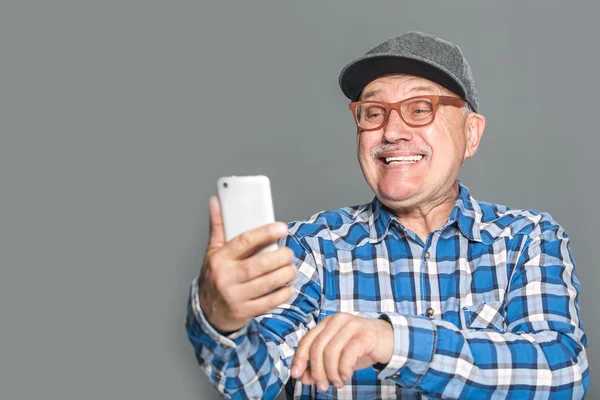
[186,182,588,399]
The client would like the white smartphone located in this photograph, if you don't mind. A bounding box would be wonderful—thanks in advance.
[217,175,279,253]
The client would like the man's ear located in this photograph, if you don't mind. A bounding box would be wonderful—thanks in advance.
[464,113,486,160]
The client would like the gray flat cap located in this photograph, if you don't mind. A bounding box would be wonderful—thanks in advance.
[339,31,479,112]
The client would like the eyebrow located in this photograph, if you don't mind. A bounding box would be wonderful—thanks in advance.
[360,85,439,100]
[360,89,382,100]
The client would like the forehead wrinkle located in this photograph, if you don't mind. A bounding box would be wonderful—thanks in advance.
[408,85,440,94]
[360,77,448,101]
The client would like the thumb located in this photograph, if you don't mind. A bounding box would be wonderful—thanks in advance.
[208,195,226,251]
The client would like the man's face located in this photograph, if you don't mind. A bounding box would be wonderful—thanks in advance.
[356,74,481,210]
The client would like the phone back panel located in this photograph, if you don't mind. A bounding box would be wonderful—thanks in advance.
[217,175,278,252]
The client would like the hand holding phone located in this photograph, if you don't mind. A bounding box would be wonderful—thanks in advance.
[197,176,297,334]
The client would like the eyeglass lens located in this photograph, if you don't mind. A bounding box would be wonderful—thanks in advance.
[356,98,434,129]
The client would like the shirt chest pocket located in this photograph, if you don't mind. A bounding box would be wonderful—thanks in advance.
[461,300,506,332]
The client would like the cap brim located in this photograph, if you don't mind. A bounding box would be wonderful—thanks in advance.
[339,56,467,101]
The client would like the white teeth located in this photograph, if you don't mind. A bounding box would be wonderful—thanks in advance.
[385,155,423,163]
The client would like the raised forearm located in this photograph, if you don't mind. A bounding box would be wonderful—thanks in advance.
[378,314,588,399]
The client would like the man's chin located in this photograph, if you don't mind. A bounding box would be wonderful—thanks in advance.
[376,184,422,204]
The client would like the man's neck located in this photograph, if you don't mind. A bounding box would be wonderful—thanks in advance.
[392,183,460,242]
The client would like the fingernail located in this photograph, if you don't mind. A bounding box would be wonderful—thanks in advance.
[276,222,288,234]
[317,382,328,392]
[291,366,298,378]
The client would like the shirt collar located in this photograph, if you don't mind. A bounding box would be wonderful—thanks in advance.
[448,181,484,242]
[368,181,484,243]
[368,195,396,243]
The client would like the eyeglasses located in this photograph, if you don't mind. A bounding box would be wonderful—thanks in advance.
[349,95,465,131]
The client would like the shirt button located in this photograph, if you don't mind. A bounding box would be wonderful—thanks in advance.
[391,374,399,379]
[426,307,435,317]
[424,251,430,260]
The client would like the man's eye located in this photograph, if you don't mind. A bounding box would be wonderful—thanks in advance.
[366,107,385,118]
[407,101,433,115]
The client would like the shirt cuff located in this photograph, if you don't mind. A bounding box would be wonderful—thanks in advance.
[188,278,249,352]
[376,313,436,388]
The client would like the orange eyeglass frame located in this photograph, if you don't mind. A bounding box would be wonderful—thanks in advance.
[349,95,466,130]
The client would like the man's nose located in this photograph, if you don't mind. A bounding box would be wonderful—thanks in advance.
[382,109,414,143]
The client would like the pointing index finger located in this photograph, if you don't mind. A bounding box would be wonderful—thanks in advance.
[292,319,329,379]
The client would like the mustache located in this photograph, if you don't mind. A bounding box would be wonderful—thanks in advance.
[372,143,431,159]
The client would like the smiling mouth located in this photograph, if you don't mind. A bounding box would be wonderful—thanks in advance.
[381,155,424,165]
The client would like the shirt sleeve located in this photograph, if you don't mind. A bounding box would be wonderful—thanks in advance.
[185,232,321,400]
[378,214,589,399]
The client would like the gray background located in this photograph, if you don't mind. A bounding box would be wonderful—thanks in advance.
[0,1,597,399]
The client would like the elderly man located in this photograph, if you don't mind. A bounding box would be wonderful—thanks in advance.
[186,32,588,399]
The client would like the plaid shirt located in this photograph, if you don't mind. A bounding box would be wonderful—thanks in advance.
[186,182,588,399]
